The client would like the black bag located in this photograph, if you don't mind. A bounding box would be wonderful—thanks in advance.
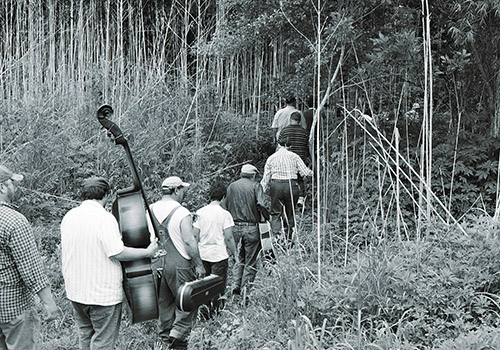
[176,274,225,312]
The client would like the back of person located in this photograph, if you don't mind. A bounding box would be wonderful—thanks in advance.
[61,201,123,305]
[224,177,260,223]
[195,204,232,262]
[278,124,309,162]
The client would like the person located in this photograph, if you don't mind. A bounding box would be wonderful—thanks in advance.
[148,176,206,350]
[0,165,58,350]
[221,164,269,296]
[193,180,236,318]
[271,96,307,143]
[260,137,313,243]
[302,96,315,135]
[277,111,310,207]
[60,176,158,350]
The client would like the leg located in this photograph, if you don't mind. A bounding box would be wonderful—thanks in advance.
[169,266,197,343]
[241,226,262,290]
[269,182,285,235]
[232,226,244,294]
[158,263,177,342]
[282,181,300,242]
[0,309,40,350]
[210,259,229,312]
[88,304,122,350]
[71,302,94,350]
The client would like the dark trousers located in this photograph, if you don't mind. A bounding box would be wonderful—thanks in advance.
[270,179,300,241]
[232,225,261,291]
[201,259,228,316]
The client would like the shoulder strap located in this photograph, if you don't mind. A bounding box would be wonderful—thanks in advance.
[157,206,181,241]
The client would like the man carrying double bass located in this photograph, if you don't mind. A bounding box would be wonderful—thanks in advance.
[148,176,206,350]
[60,177,158,350]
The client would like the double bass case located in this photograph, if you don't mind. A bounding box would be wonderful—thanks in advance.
[176,274,225,312]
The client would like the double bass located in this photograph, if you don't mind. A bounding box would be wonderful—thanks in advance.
[96,105,161,323]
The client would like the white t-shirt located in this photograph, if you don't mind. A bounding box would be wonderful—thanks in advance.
[61,200,124,306]
[149,199,192,260]
[193,203,234,262]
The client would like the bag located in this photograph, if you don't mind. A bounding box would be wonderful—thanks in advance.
[176,274,225,312]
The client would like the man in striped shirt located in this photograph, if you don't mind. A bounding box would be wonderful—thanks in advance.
[0,165,58,350]
[260,138,313,243]
[61,177,158,350]
[277,111,310,207]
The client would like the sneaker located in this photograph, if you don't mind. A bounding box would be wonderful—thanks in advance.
[169,338,188,350]
[296,196,305,207]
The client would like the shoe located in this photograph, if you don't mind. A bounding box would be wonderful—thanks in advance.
[296,196,305,207]
[169,337,188,350]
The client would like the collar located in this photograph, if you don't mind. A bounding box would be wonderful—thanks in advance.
[81,200,105,209]
[0,201,17,210]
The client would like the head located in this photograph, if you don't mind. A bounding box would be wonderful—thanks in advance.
[290,111,301,125]
[81,177,111,203]
[285,96,296,106]
[162,176,190,201]
[240,164,258,179]
[209,180,227,202]
[0,165,24,203]
[277,136,291,148]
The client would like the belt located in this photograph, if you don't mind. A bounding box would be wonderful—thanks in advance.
[234,222,258,226]
[271,179,297,182]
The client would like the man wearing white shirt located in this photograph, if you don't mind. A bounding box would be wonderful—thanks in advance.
[60,177,157,350]
[193,180,236,318]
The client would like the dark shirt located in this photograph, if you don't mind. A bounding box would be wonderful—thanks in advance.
[278,124,310,162]
[303,108,314,134]
[221,177,266,223]
[0,202,49,322]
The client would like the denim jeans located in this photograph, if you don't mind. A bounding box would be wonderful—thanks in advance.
[71,301,122,350]
[0,309,40,350]
[232,225,261,291]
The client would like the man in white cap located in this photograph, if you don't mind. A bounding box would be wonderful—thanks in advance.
[221,164,269,296]
[0,165,58,349]
[149,176,206,350]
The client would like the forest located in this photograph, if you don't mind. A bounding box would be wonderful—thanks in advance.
[1,0,500,349]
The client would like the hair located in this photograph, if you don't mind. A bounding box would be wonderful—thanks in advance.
[278,136,292,147]
[162,186,182,196]
[81,177,110,200]
[285,96,296,105]
[209,180,227,201]
[290,111,301,122]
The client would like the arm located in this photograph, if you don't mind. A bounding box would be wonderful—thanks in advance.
[111,239,158,261]
[179,215,206,279]
[255,183,270,221]
[260,160,271,193]
[223,226,237,257]
[37,286,58,321]
[296,155,313,178]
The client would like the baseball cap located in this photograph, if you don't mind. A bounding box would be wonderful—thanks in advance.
[241,164,258,174]
[0,165,24,183]
[162,176,190,189]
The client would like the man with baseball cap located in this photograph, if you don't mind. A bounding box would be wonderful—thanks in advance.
[148,176,205,350]
[221,164,269,296]
[0,165,59,349]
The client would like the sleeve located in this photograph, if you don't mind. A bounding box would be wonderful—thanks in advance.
[260,160,271,192]
[296,154,313,177]
[271,110,281,128]
[9,215,49,294]
[223,210,234,230]
[99,213,125,257]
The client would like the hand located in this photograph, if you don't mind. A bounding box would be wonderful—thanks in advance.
[195,264,206,280]
[44,301,59,322]
[146,238,159,258]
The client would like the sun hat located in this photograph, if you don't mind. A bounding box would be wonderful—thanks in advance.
[0,165,24,183]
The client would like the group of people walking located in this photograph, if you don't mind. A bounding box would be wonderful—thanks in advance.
[0,95,314,350]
